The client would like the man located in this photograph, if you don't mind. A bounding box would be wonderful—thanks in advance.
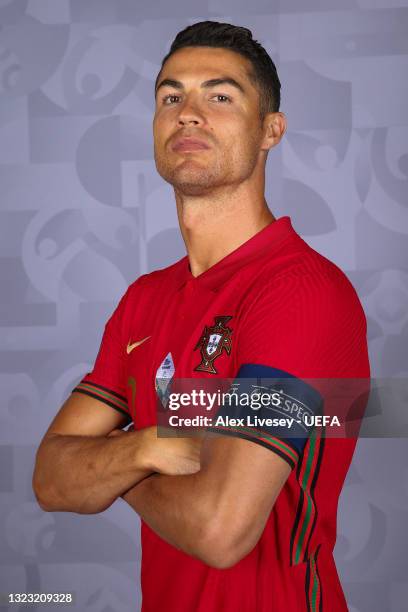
[33,21,370,611]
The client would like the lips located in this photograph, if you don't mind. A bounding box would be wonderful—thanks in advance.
[172,137,210,152]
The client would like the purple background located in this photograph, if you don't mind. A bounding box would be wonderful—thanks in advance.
[1,2,408,611]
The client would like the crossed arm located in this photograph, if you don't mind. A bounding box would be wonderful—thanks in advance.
[121,431,292,569]
[32,393,292,568]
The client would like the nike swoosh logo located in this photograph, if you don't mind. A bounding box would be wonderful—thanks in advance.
[126,336,151,354]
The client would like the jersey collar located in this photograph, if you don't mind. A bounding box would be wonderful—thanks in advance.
[175,216,297,292]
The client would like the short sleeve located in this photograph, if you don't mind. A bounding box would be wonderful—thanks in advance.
[207,267,370,469]
[71,288,132,424]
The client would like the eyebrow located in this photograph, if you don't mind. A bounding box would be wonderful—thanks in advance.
[155,76,246,97]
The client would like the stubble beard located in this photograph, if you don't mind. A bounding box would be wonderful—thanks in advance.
[156,154,228,196]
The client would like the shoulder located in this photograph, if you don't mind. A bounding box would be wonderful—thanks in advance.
[126,255,187,297]
[114,256,187,321]
[235,243,369,376]
[246,241,366,327]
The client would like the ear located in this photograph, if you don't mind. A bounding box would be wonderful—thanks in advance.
[260,112,287,152]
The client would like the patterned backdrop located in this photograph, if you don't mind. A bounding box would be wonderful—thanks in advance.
[1,1,407,611]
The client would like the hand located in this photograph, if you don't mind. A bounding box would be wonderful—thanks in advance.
[141,426,203,476]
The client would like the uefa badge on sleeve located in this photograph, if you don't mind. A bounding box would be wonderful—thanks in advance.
[155,352,175,408]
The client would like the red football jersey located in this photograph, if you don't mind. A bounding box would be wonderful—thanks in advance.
[72,216,370,611]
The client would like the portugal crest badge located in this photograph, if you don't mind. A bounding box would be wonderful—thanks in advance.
[194,316,233,374]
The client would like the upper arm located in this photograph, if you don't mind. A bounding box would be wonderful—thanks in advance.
[202,367,322,565]
[197,432,291,567]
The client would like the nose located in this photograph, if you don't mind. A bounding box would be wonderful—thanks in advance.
[177,97,204,127]
[178,116,199,126]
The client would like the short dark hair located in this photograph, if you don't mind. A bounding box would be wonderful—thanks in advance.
[155,20,281,119]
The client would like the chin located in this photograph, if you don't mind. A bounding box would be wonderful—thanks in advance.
[174,182,215,196]
[162,166,220,195]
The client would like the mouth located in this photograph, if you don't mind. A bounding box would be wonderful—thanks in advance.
[172,138,210,152]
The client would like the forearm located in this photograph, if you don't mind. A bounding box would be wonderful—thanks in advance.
[122,470,216,560]
[33,431,151,514]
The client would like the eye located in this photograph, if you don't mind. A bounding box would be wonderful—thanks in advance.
[162,94,181,105]
[211,94,231,103]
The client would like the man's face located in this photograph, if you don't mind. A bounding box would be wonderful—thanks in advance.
[153,46,267,196]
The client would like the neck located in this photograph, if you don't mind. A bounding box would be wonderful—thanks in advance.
[175,181,275,277]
